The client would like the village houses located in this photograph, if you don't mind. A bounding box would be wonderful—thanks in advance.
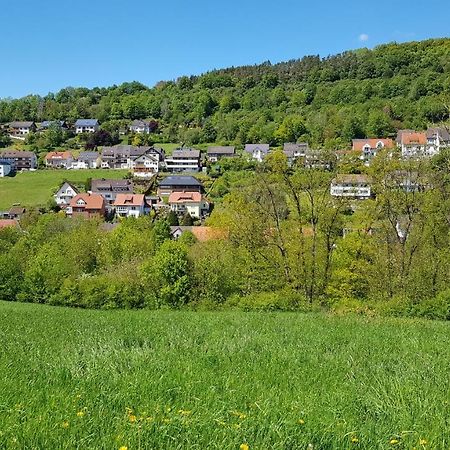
[54,182,79,207]
[113,194,149,218]
[0,160,12,177]
[157,176,203,196]
[75,119,99,134]
[330,174,372,199]
[352,138,394,163]
[207,146,235,162]
[164,148,201,172]
[45,151,73,169]
[283,142,309,166]
[0,150,37,170]
[129,119,157,134]
[168,191,209,219]
[90,178,134,206]
[67,193,105,218]
[9,121,36,138]
[245,143,270,162]
[72,151,101,169]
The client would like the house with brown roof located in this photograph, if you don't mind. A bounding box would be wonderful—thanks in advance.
[113,194,148,218]
[398,131,428,158]
[168,191,209,219]
[164,148,201,172]
[9,121,36,138]
[45,151,73,168]
[90,178,134,206]
[170,226,228,241]
[330,174,372,199]
[0,219,20,229]
[67,193,105,219]
[0,150,37,170]
[352,138,394,163]
[207,146,235,162]
[8,206,26,219]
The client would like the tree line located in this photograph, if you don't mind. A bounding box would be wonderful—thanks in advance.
[0,39,449,149]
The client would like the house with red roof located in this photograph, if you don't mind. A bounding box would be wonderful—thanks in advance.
[113,194,148,218]
[168,192,209,219]
[352,138,394,163]
[398,132,428,158]
[45,151,73,168]
[67,193,105,219]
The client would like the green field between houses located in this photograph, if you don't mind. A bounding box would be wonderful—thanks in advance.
[0,301,448,449]
[0,169,128,210]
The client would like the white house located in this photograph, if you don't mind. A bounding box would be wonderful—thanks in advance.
[398,132,429,158]
[330,174,371,199]
[44,151,73,168]
[168,191,209,219]
[164,148,201,172]
[283,142,309,166]
[113,194,147,218]
[75,119,99,134]
[426,127,450,155]
[9,121,36,137]
[0,161,12,177]
[245,144,270,162]
[130,153,159,177]
[129,119,156,134]
[54,182,79,207]
[72,151,101,169]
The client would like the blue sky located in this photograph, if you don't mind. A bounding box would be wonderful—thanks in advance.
[1,0,448,98]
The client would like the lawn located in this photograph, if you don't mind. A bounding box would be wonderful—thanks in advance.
[0,302,448,449]
[0,169,128,210]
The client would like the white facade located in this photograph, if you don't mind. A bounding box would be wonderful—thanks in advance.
[115,204,145,218]
[76,125,98,134]
[54,182,79,206]
[331,176,371,199]
[0,163,12,177]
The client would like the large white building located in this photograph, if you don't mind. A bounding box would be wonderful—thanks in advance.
[330,174,372,199]
[164,148,201,172]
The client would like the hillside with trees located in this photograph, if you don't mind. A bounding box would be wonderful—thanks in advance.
[0,38,449,148]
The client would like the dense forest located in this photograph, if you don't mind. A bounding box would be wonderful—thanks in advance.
[1,39,449,148]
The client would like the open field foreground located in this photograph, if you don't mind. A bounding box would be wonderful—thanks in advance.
[0,302,449,449]
[0,169,128,210]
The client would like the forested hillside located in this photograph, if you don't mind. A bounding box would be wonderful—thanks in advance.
[1,38,449,147]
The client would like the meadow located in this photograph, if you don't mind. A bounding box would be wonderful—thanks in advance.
[0,169,128,210]
[0,301,448,449]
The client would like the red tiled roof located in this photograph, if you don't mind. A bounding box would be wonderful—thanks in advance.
[0,219,19,229]
[402,132,427,145]
[113,194,145,207]
[69,193,104,210]
[168,191,202,203]
[352,138,394,151]
[45,151,73,160]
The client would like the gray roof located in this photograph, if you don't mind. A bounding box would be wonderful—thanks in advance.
[283,142,309,152]
[91,178,133,191]
[171,148,201,159]
[78,151,99,161]
[41,120,65,128]
[159,176,202,187]
[130,119,152,127]
[75,119,99,127]
[245,144,270,154]
[207,146,235,155]
[9,121,35,128]
[426,127,450,141]
[101,145,150,158]
[1,150,36,158]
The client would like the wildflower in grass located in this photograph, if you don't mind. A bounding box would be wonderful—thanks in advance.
[351,436,359,443]
[128,414,137,423]
[61,421,69,429]
[389,439,399,445]
[178,409,192,416]
[240,444,249,450]
[231,410,247,420]
[162,418,171,424]
[119,446,128,450]
[76,410,85,418]
[298,419,305,425]
[419,439,427,445]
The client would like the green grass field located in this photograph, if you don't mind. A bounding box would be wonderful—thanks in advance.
[0,169,128,210]
[0,301,448,449]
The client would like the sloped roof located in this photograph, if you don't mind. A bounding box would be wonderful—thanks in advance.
[159,176,202,187]
[45,151,72,160]
[171,148,201,158]
[41,120,65,128]
[402,132,427,145]
[70,193,104,209]
[75,119,99,127]
[207,146,235,155]
[426,127,450,141]
[245,144,270,154]
[170,226,228,242]
[77,151,100,161]
[332,174,371,184]
[352,138,394,151]
[9,121,35,128]
[1,150,35,158]
[169,191,203,203]
[58,181,79,194]
[113,194,145,207]
[91,178,133,191]
[0,219,19,229]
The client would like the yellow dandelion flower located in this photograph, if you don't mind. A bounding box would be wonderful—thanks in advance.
[178,409,192,416]
[61,421,69,429]
[351,436,359,443]
[390,439,399,445]
[119,446,128,450]
[162,418,171,424]
[419,439,427,445]
[240,444,249,450]
[76,410,85,418]
[298,419,305,425]
[128,414,137,423]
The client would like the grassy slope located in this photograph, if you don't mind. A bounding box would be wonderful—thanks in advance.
[0,301,448,449]
[0,169,128,210]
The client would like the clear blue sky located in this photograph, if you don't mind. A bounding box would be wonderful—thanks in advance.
[1,0,449,98]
